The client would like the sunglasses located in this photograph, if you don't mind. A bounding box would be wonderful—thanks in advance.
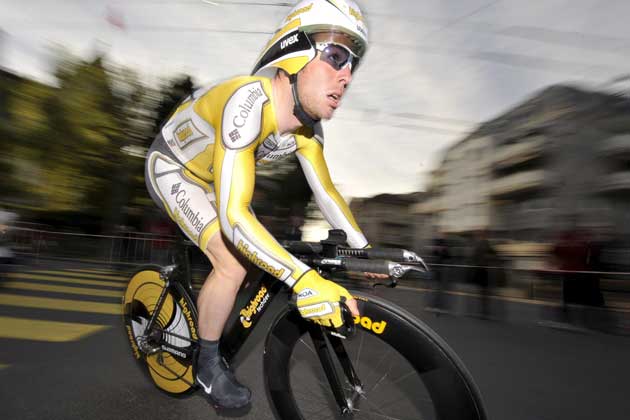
[314,42,361,73]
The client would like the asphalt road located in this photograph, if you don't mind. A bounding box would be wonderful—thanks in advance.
[0,263,629,420]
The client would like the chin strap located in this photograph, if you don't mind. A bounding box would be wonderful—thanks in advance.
[289,73,320,128]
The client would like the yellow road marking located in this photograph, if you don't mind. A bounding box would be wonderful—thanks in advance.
[8,273,124,288]
[30,270,126,281]
[68,268,119,274]
[3,281,122,298]
[0,316,109,342]
[0,294,121,315]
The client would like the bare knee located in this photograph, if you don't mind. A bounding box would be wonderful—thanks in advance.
[204,233,247,291]
[212,259,246,289]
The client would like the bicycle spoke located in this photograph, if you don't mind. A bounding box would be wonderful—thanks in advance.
[371,392,431,416]
[298,337,318,357]
[292,390,339,420]
[293,387,331,404]
[359,392,428,420]
[360,345,393,389]
[354,325,366,378]
[369,370,415,395]
[290,358,332,391]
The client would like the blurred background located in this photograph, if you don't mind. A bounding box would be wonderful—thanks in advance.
[2,1,630,332]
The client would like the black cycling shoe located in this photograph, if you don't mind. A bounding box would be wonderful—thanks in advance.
[196,359,251,409]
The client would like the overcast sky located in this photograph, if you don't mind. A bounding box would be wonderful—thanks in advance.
[2,0,630,199]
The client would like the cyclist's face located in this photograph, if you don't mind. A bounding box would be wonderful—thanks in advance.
[298,33,355,120]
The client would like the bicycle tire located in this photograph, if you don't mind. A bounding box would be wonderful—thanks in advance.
[122,265,198,395]
[264,291,487,420]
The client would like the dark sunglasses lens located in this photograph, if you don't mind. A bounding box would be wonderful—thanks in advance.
[321,45,351,70]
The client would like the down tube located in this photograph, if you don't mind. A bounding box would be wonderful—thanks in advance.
[219,270,285,362]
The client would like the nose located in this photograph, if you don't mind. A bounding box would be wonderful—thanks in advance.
[338,64,353,86]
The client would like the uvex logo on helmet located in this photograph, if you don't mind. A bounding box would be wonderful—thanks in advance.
[280,33,300,49]
[251,0,369,77]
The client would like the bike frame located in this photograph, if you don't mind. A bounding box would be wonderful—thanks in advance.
[142,240,361,414]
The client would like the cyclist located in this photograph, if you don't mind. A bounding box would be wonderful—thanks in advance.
[145,0,376,409]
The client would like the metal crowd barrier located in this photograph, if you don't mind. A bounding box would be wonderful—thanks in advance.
[4,226,630,333]
[9,226,180,266]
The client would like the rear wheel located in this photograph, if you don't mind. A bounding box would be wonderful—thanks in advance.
[123,266,198,395]
[264,291,487,420]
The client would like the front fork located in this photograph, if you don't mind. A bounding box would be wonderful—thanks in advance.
[308,325,364,417]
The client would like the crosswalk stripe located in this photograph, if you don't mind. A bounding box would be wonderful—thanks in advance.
[68,268,120,275]
[8,273,125,288]
[0,294,121,315]
[3,281,122,298]
[0,316,109,342]
[29,270,127,281]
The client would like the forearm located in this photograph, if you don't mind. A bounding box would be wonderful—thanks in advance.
[297,152,368,248]
[220,206,311,287]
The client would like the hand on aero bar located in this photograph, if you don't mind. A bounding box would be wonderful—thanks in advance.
[293,270,359,328]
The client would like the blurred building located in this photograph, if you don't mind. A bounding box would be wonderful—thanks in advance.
[350,192,425,250]
[414,84,630,248]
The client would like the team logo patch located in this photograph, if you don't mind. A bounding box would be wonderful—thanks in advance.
[222,81,269,150]
[297,288,317,299]
[280,33,299,49]
[233,226,292,282]
[256,134,296,163]
[285,3,313,22]
[229,129,241,142]
[240,285,269,328]
[354,316,387,334]
[172,119,207,148]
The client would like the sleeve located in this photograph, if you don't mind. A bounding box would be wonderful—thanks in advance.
[295,132,369,249]
[212,82,312,288]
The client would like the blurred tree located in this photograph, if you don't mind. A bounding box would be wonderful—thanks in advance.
[1,59,314,234]
[152,75,194,139]
[254,155,313,238]
[104,66,161,232]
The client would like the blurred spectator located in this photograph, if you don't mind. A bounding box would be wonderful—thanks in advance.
[468,230,495,319]
[428,232,451,312]
[585,228,608,308]
[551,228,601,306]
[116,224,136,264]
[145,212,176,264]
[0,209,18,279]
[284,213,305,241]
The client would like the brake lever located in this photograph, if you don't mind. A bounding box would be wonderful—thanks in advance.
[401,251,430,272]
[327,300,356,340]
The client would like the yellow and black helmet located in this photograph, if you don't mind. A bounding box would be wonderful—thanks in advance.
[252,0,369,77]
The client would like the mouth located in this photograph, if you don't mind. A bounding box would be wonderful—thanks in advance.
[327,93,342,108]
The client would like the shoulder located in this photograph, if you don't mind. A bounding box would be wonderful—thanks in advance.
[194,76,271,109]
[210,76,273,150]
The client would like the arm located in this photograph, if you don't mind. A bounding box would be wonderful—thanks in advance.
[213,139,312,288]
[296,136,368,249]
[214,119,361,326]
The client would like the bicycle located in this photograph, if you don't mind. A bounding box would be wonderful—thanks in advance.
[122,229,488,419]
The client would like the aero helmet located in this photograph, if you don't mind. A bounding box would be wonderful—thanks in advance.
[252,0,369,77]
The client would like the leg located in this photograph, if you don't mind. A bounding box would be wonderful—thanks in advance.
[144,147,250,407]
[197,231,247,340]
[195,230,251,408]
